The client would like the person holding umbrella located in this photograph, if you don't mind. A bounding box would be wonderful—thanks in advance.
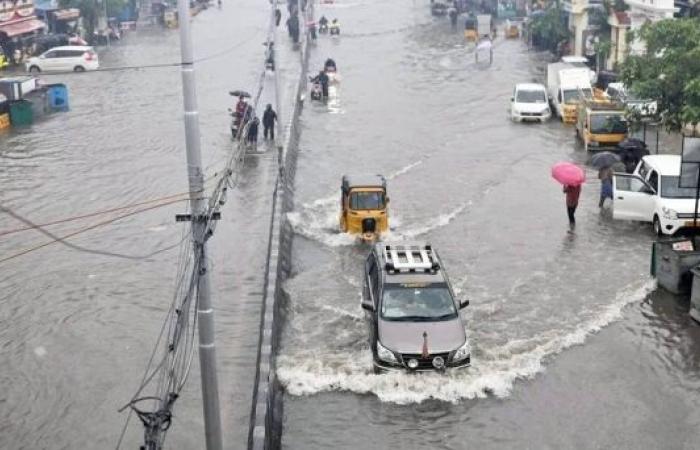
[590,151,621,208]
[552,162,586,226]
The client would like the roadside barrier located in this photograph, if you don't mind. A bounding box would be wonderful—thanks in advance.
[248,1,313,448]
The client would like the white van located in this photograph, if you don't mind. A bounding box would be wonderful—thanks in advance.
[510,83,551,122]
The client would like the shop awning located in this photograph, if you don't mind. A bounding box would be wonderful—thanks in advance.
[53,8,80,21]
[0,18,46,37]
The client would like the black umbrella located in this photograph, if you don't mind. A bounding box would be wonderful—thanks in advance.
[591,151,621,169]
[617,137,647,151]
[229,90,251,98]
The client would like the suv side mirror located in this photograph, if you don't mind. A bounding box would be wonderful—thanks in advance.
[510,97,514,102]
[459,299,470,309]
[361,301,375,312]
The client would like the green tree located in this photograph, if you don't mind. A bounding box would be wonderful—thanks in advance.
[528,3,569,54]
[620,18,700,131]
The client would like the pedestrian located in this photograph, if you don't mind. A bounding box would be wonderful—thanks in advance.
[263,104,277,140]
[247,117,259,147]
[275,8,282,26]
[563,184,582,226]
[598,166,613,208]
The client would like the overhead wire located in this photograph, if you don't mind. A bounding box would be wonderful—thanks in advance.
[117,2,281,448]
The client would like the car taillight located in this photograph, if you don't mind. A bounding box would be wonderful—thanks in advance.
[84,52,96,61]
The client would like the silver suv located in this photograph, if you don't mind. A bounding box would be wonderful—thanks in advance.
[362,242,470,372]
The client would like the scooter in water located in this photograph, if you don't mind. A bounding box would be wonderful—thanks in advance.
[319,23,329,34]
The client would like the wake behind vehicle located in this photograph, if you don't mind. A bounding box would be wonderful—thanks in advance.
[362,243,470,373]
[510,83,551,122]
[339,175,389,242]
[612,155,700,235]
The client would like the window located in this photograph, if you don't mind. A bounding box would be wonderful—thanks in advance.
[381,285,457,322]
[516,89,546,103]
[563,88,593,104]
[616,175,652,193]
[660,176,698,199]
[638,162,649,179]
[647,170,659,192]
[43,51,57,58]
[590,114,628,134]
[67,50,85,57]
[349,191,385,210]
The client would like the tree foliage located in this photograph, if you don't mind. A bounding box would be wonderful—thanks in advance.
[620,18,700,131]
[528,4,569,54]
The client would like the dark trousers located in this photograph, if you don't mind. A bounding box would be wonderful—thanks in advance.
[264,124,274,140]
[567,206,577,224]
[321,84,329,97]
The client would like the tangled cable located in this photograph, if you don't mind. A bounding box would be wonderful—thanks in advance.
[116,1,281,448]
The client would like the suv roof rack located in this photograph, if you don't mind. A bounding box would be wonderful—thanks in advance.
[383,244,440,273]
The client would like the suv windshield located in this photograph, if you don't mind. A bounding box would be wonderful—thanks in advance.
[590,114,627,134]
[516,89,546,103]
[350,191,385,209]
[661,176,697,199]
[381,285,457,322]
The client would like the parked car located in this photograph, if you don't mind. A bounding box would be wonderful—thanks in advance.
[612,155,699,235]
[362,242,471,373]
[25,46,99,73]
[605,82,658,118]
[510,83,551,122]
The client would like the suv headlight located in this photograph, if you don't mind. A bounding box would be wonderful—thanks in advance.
[662,207,678,220]
[376,341,397,364]
[452,340,471,362]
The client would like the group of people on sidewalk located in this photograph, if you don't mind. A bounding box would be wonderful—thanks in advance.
[234,96,278,148]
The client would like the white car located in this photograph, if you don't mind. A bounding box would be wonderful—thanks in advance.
[510,83,551,122]
[613,155,699,235]
[26,46,99,73]
[606,82,658,118]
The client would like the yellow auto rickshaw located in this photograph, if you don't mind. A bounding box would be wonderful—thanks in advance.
[340,175,389,242]
[164,10,178,28]
[505,19,522,39]
[464,16,477,41]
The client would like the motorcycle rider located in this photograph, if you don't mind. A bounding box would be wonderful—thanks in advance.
[330,18,340,35]
[319,15,329,33]
[324,58,337,72]
[310,70,330,98]
[448,6,458,27]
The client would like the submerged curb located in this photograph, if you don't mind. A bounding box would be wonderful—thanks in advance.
[248,2,312,448]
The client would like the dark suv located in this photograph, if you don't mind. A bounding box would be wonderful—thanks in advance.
[362,242,470,372]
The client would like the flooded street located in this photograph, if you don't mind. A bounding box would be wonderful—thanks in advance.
[1,0,699,449]
[278,0,700,448]
[0,2,289,448]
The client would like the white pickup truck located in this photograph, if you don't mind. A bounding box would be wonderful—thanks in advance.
[613,155,699,235]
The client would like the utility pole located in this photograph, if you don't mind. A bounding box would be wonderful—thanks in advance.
[175,0,224,447]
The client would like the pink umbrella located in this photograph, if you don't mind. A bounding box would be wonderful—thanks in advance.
[551,162,586,186]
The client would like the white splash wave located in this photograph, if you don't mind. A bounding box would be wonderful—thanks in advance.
[277,279,656,404]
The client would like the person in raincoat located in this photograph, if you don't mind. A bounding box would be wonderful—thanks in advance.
[563,184,582,225]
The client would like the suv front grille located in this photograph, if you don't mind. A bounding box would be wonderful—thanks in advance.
[400,353,450,370]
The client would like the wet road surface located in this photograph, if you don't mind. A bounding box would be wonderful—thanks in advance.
[0,2,291,448]
[277,1,700,448]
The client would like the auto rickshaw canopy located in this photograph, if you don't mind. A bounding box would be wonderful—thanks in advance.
[342,175,387,193]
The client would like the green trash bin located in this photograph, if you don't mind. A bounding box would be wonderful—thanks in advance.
[9,99,33,126]
[654,237,700,294]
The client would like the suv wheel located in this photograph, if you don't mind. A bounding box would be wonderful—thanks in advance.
[653,215,662,236]
[29,65,40,73]
[74,66,85,72]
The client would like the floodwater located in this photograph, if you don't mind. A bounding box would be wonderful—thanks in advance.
[277,0,700,449]
[0,1,291,448]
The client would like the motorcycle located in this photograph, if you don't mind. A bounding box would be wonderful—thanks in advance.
[319,23,329,34]
[309,81,323,101]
